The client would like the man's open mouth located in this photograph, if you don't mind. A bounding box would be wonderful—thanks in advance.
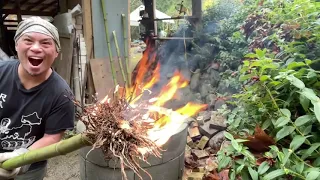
[28,57,43,66]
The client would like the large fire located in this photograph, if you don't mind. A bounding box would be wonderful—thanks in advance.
[103,40,207,147]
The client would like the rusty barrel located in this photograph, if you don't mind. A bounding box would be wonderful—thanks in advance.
[77,121,188,180]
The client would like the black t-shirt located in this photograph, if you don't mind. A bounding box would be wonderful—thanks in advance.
[0,60,75,170]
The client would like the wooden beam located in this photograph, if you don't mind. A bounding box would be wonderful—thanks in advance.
[2,9,55,16]
[81,0,94,103]
[15,0,22,22]
[1,0,10,8]
[39,0,58,11]
[24,0,43,11]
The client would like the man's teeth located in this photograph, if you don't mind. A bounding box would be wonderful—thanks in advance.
[29,57,42,60]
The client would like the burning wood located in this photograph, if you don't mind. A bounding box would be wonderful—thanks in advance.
[79,91,163,180]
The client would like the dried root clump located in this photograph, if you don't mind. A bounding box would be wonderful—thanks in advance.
[79,96,162,180]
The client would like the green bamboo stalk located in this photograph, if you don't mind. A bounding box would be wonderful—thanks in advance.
[121,14,131,86]
[112,30,127,86]
[0,134,91,171]
[101,0,118,86]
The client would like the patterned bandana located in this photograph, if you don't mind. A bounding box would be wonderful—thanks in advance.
[14,16,60,52]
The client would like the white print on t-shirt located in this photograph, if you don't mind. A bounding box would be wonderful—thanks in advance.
[0,112,42,150]
[0,93,7,109]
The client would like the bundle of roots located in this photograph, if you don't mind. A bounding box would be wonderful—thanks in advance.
[78,95,162,180]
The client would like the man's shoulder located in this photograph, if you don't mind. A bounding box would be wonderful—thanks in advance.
[50,71,74,96]
[0,59,18,69]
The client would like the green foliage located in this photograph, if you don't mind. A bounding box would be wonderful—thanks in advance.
[218,48,320,179]
[213,0,320,179]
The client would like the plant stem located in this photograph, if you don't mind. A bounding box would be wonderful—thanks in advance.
[121,14,131,87]
[263,84,281,113]
[101,0,118,87]
[1,134,91,170]
[112,31,127,86]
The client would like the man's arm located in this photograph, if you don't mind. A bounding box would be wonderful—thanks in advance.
[28,132,64,150]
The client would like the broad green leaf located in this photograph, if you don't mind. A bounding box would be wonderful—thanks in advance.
[231,139,241,152]
[224,131,234,140]
[313,157,320,166]
[282,148,292,165]
[286,75,305,89]
[276,126,295,141]
[235,139,248,143]
[295,115,313,126]
[290,135,306,151]
[280,108,291,118]
[244,53,258,59]
[300,94,310,111]
[258,161,270,175]
[302,125,312,135]
[295,162,304,174]
[218,156,231,171]
[306,171,320,180]
[236,165,245,174]
[300,88,320,101]
[240,74,253,81]
[269,145,279,152]
[256,49,266,58]
[287,62,306,69]
[260,75,270,81]
[312,101,320,123]
[302,143,320,160]
[262,119,272,129]
[307,71,317,78]
[241,149,255,162]
[263,169,285,180]
[305,59,312,65]
[275,117,290,127]
[248,167,258,180]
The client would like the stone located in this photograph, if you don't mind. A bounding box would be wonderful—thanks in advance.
[205,157,218,172]
[199,83,211,98]
[181,68,192,81]
[188,122,201,139]
[214,99,226,111]
[191,149,209,159]
[196,111,211,125]
[199,121,219,138]
[208,131,226,150]
[197,136,209,150]
[209,69,221,87]
[193,167,205,173]
[187,172,204,180]
[210,111,227,127]
[206,94,217,108]
[190,69,201,91]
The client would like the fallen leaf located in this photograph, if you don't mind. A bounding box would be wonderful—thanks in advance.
[243,126,275,152]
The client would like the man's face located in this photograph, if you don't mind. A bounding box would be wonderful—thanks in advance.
[15,32,58,76]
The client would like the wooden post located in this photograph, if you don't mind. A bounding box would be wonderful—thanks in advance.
[81,0,95,104]
[192,0,202,32]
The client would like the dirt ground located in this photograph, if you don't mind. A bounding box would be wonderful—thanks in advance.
[44,151,81,180]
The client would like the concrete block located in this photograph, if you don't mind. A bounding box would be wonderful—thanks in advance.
[76,15,83,25]
[191,149,209,159]
[187,172,204,180]
[196,136,209,150]
[75,24,82,30]
[199,121,219,139]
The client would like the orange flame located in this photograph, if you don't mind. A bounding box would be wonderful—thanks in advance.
[125,39,207,147]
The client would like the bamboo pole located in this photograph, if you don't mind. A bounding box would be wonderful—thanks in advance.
[100,0,118,86]
[121,14,131,86]
[0,134,91,170]
[112,31,127,86]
